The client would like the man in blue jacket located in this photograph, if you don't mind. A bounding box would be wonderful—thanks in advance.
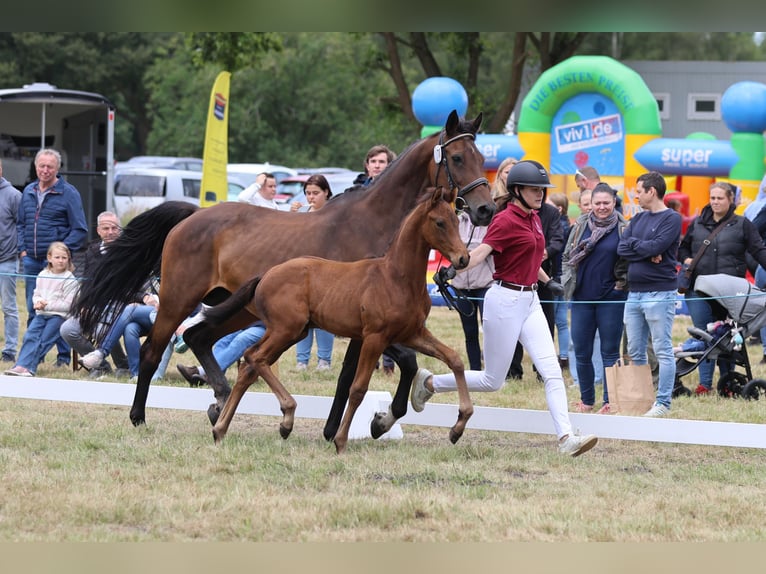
[17,148,87,367]
[0,159,21,363]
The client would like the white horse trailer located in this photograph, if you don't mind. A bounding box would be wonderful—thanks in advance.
[0,82,115,241]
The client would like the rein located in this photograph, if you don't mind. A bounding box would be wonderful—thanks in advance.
[433,131,490,213]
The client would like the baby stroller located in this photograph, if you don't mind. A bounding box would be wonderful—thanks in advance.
[673,274,766,399]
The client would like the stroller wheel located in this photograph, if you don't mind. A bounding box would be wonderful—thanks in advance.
[741,379,766,400]
[716,372,748,398]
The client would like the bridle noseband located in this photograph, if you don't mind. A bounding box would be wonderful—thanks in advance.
[433,131,490,213]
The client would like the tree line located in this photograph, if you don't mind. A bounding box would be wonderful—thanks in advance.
[0,32,763,170]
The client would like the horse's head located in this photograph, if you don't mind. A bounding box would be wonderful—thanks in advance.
[431,110,495,227]
[423,187,470,270]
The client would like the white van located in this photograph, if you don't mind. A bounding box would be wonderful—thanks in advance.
[113,167,246,222]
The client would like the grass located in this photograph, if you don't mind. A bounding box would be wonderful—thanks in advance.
[2,284,766,541]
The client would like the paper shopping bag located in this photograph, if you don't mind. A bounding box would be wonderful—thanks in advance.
[604,361,655,415]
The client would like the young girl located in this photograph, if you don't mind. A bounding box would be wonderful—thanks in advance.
[5,242,78,376]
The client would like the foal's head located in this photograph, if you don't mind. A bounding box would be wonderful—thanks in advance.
[420,187,470,271]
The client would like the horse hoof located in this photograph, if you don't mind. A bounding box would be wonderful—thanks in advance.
[130,416,145,427]
[207,404,220,426]
[370,411,387,439]
[449,428,464,444]
[279,424,292,439]
[212,428,222,444]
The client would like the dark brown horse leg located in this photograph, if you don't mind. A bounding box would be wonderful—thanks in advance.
[323,339,361,441]
[370,344,418,439]
[183,321,231,425]
[131,325,176,426]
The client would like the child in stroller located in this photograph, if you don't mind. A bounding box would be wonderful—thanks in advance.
[674,274,766,399]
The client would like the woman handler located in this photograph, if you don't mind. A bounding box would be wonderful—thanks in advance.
[410,160,598,457]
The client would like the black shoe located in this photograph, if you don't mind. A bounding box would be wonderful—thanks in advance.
[559,357,569,370]
[1,352,15,363]
[55,358,70,368]
[88,366,112,380]
[760,355,766,365]
[177,364,207,387]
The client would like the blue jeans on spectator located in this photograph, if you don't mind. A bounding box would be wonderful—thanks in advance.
[213,324,267,373]
[568,330,603,386]
[685,288,732,389]
[0,259,19,357]
[97,304,155,376]
[16,314,65,374]
[296,327,334,366]
[624,290,676,409]
[454,287,488,370]
[554,295,570,361]
[22,255,70,363]
[570,290,626,406]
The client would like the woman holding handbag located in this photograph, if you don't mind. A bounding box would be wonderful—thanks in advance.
[679,181,766,394]
[562,183,629,414]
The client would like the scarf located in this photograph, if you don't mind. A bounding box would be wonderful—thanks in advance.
[567,211,619,268]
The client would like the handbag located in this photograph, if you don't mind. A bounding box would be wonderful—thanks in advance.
[604,360,655,415]
[677,214,732,294]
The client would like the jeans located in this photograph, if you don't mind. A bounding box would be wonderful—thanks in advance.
[23,255,70,362]
[213,324,267,373]
[685,288,732,389]
[16,314,65,374]
[453,287,487,370]
[97,304,155,376]
[570,290,626,406]
[432,284,572,439]
[624,290,677,409]
[568,332,603,386]
[296,327,334,365]
[553,295,570,360]
[0,259,19,356]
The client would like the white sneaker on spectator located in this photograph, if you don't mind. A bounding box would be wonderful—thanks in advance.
[317,359,331,371]
[643,403,670,417]
[80,349,106,370]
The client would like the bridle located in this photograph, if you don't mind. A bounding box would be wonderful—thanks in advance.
[433,131,490,213]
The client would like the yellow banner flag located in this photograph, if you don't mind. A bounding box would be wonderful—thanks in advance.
[200,71,231,207]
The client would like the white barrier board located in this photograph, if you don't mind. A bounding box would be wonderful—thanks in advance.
[1,376,765,448]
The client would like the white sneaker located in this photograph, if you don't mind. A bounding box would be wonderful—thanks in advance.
[317,359,331,371]
[410,368,434,412]
[80,349,106,370]
[558,433,598,457]
[643,403,670,417]
[296,363,307,371]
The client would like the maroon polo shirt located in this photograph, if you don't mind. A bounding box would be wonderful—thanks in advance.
[483,202,544,286]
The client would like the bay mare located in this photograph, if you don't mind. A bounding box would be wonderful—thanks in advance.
[74,110,494,440]
[205,187,473,453]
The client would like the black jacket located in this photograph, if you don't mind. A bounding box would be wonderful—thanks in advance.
[679,204,766,283]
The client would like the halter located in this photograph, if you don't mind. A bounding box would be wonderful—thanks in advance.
[433,131,490,213]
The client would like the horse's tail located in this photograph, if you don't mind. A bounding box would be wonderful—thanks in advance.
[75,201,199,336]
[204,275,262,329]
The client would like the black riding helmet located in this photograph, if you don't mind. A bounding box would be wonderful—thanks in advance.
[506,159,556,210]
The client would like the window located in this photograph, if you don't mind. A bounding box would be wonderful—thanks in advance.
[688,93,721,120]
[114,174,165,197]
[654,92,670,120]
[181,178,201,199]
